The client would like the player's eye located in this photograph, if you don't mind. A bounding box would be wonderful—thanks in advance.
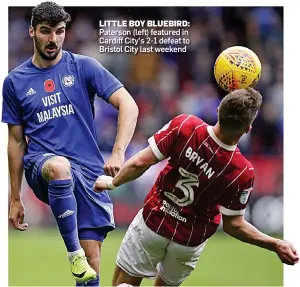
[56,30,65,35]
[40,30,51,35]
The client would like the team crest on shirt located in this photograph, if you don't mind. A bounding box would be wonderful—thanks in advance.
[239,188,252,204]
[62,75,75,87]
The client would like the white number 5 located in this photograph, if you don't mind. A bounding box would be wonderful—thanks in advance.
[164,167,199,207]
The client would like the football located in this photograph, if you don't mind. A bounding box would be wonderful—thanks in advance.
[214,46,261,92]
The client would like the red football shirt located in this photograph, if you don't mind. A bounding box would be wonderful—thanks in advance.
[143,114,254,247]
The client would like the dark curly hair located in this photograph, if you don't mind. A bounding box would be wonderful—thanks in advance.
[31,1,71,29]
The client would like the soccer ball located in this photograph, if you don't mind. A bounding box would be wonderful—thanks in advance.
[214,46,261,92]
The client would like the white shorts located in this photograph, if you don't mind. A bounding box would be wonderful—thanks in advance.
[116,209,206,286]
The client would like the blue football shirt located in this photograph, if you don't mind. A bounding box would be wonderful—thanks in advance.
[2,50,123,177]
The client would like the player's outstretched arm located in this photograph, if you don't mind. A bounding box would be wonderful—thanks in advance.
[7,124,28,231]
[93,146,159,192]
[222,214,299,265]
[105,87,139,177]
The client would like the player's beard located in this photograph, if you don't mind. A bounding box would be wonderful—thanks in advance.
[34,36,61,61]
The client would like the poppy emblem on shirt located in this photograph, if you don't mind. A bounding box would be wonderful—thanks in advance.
[44,79,55,93]
[62,75,75,87]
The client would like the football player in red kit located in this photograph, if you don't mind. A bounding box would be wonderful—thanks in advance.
[94,88,299,286]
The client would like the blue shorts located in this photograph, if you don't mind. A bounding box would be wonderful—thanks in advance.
[24,153,115,242]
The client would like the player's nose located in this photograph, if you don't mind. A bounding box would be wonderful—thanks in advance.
[48,32,57,42]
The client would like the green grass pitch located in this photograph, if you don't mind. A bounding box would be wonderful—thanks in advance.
[9,228,283,286]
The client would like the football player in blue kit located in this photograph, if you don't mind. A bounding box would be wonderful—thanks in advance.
[2,2,138,285]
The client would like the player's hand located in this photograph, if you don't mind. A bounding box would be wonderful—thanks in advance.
[104,150,124,177]
[93,175,114,193]
[9,198,28,231]
[275,240,299,265]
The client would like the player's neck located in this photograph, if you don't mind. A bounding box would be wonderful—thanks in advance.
[32,50,63,69]
[212,123,240,146]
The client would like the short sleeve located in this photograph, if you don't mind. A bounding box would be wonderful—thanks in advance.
[148,114,190,160]
[219,169,254,216]
[1,76,22,125]
[82,56,123,102]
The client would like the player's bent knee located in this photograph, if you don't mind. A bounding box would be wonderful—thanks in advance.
[41,156,71,181]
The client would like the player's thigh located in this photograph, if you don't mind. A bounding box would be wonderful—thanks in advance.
[157,240,207,286]
[116,209,169,280]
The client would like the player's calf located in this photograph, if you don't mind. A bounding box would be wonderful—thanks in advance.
[74,240,102,286]
[80,239,101,274]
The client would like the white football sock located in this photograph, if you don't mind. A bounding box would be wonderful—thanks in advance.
[68,248,84,261]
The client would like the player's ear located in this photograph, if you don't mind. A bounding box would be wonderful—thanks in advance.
[29,25,34,38]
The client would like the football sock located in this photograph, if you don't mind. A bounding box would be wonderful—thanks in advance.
[48,179,81,252]
[68,248,84,259]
